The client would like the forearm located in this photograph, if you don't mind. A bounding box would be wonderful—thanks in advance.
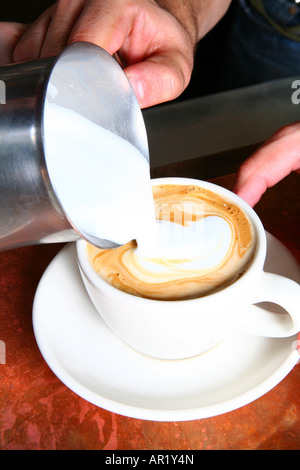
[156,0,232,44]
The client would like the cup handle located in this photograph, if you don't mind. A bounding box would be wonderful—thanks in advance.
[234,272,300,337]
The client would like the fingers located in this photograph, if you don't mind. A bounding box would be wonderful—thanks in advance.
[67,0,130,55]
[11,11,52,62]
[40,0,85,57]
[12,0,85,62]
[0,22,28,64]
[4,0,131,64]
[233,123,300,207]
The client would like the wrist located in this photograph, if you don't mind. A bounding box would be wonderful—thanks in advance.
[155,0,232,43]
[154,0,200,47]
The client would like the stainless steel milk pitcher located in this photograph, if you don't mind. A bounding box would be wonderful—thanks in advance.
[0,42,149,251]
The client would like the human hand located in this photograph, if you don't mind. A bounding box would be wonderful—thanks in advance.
[0,0,198,108]
[233,122,300,207]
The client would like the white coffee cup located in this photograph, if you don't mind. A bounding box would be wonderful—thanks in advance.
[76,177,300,359]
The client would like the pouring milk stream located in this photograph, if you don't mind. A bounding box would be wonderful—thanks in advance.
[44,101,236,274]
[0,40,236,267]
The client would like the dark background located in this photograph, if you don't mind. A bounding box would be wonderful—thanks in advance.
[0,0,234,101]
[1,0,55,23]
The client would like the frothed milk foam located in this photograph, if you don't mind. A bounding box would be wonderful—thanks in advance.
[44,102,255,300]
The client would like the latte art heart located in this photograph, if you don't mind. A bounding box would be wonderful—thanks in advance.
[88,185,255,300]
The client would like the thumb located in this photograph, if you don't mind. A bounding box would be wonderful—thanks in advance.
[125,51,192,108]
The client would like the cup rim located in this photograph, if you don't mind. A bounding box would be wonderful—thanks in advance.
[76,177,267,305]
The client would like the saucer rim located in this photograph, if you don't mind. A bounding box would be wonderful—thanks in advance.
[32,233,300,421]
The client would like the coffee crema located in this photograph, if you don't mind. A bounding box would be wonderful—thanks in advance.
[87,184,255,300]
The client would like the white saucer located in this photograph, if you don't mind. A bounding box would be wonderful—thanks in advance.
[32,233,300,422]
